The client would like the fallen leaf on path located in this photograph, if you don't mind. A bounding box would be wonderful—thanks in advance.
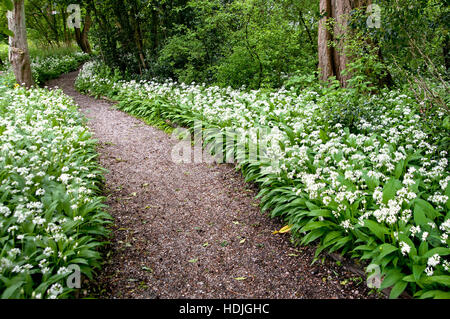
[273,225,293,235]
[234,277,247,281]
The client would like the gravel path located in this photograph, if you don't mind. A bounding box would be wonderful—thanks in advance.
[46,70,380,299]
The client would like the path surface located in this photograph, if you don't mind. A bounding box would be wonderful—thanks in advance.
[46,70,377,299]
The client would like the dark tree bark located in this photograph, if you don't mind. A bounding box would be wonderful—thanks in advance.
[75,12,92,54]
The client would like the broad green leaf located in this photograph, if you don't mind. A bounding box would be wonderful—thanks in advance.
[301,220,335,232]
[394,160,405,179]
[423,247,450,259]
[418,241,428,256]
[364,220,389,242]
[389,280,408,299]
[419,290,450,299]
[382,178,402,204]
[414,199,440,221]
[380,269,404,290]
[422,275,450,287]
[377,243,398,259]
[307,209,333,218]
[413,264,426,282]
[1,281,23,299]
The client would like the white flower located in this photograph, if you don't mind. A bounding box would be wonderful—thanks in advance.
[399,241,410,256]
[47,283,63,299]
[43,247,54,257]
[410,225,421,236]
[427,254,441,267]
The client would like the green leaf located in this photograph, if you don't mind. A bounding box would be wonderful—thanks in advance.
[418,241,428,256]
[301,228,327,245]
[2,0,13,11]
[307,209,333,218]
[422,275,450,287]
[414,199,440,221]
[0,27,14,37]
[364,220,389,242]
[377,243,398,259]
[382,178,402,204]
[423,247,450,259]
[402,274,416,283]
[300,220,335,232]
[1,281,23,299]
[413,264,426,282]
[380,269,404,290]
[389,280,408,299]
[419,290,450,299]
[394,160,405,179]
[413,203,428,226]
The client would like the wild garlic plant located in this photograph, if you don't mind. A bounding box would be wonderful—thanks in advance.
[31,51,90,84]
[0,84,111,299]
[76,61,449,298]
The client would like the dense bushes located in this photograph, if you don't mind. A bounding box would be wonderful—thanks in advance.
[0,78,111,298]
[88,0,318,89]
[76,61,449,299]
[31,51,90,84]
[0,47,90,87]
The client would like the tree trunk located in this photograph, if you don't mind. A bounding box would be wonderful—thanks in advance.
[7,0,34,88]
[318,0,335,83]
[74,12,92,54]
[318,0,371,87]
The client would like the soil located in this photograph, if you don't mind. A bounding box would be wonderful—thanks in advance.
[46,70,384,299]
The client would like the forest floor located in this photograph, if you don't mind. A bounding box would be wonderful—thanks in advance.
[46,70,383,299]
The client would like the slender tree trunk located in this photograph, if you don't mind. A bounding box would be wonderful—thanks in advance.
[61,7,70,46]
[7,0,34,88]
[81,14,92,54]
[298,9,315,55]
[130,0,147,71]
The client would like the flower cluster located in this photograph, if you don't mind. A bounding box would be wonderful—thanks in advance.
[0,83,110,299]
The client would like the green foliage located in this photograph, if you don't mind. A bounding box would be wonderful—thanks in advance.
[0,82,111,299]
[0,44,90,85]
[31,51,90,84]
[76,61,450,299]
[87,0,318,89]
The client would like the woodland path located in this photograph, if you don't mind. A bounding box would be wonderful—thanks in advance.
[46,70,377,299]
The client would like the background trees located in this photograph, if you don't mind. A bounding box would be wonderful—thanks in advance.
[1,0,448,95]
